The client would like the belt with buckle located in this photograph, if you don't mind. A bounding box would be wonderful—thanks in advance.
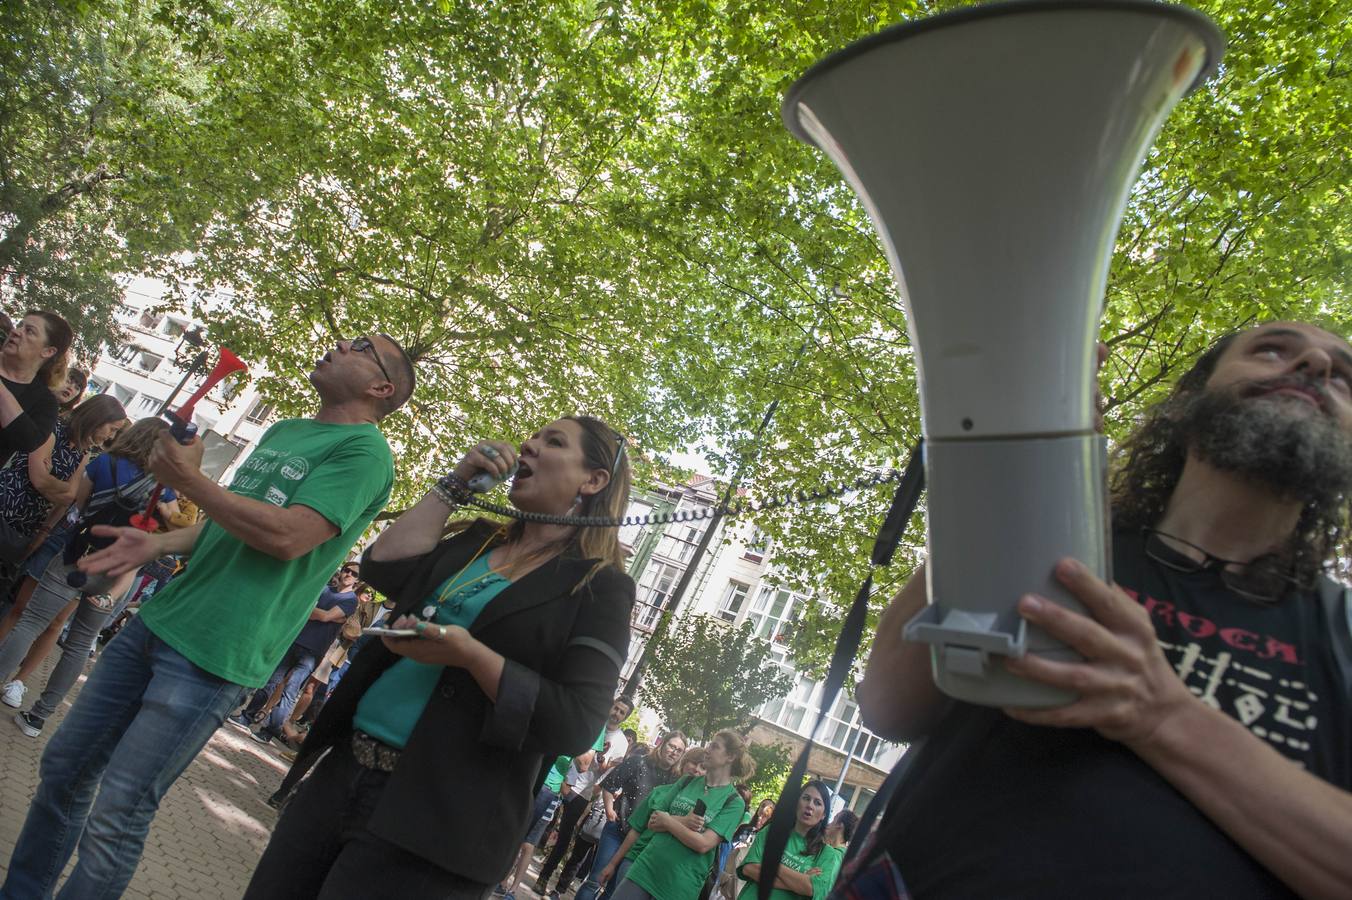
[351,730,402,772]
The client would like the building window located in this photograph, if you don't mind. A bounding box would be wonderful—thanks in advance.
[132,394,160,415]
[656,522,702,562]
[112,344,139,365]
[162,317,187,338]
[717,581,750,623]
[635,563,681,629]
[617,500,653,548]
[746,586,798,647]
[743,529,769,563]
[135,351,163,374]
[137,311,162,330]
[107,384,135,406]
[244,399,274,425]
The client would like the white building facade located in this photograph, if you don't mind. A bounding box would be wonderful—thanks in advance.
[87,284,274,484]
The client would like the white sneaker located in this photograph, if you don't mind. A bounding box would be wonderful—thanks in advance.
[1,680,25,709]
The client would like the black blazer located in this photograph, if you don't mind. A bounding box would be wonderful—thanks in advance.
[277,521,635,884]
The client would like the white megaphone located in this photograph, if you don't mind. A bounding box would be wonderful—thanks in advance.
[784,0,1223,708]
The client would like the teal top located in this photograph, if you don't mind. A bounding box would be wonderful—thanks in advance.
[353,555,509,748]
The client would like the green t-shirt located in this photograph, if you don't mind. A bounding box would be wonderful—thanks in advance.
[622,780,677,862]
[739,829,844,900]
[624,776,747,900]
[140,419,393,687]
[353,555,510,748]
[545,728,607,792]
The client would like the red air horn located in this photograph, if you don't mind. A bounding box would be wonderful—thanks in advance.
[128,348,247,532]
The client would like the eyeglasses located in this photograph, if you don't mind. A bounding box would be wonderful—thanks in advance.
[340,567,359,577]
[350,336,392,385]
[1142,527,1301,604]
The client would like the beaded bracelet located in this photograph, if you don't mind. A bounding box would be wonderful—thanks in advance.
[433,472,473,506]
[430,482,461,508]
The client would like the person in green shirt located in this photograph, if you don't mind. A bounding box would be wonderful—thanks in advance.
[592,744,710,898]
[739,780,844,900]
[614,730,756,900]
[2,334,415,900]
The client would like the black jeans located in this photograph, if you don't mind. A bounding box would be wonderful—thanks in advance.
[538,791,590,885]
[244,742,492,900]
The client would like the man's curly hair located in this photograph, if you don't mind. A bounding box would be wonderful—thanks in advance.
[1110,330,1350,586]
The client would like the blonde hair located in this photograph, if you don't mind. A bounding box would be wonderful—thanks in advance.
[105,417,170,470]
[712,730,757,780]
[678,746,708,773]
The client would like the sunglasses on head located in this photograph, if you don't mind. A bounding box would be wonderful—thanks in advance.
[350,336,392,385]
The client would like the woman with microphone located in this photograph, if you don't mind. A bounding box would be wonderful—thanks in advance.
[245,416,635,899]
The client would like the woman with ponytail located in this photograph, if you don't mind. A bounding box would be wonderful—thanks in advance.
[246,416,636,899]
[739,780,844,900]
[613,730,755,900]
[0,311,73,458]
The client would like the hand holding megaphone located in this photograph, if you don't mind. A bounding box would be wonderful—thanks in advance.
[453,440,519,493]
[147,431,206,493]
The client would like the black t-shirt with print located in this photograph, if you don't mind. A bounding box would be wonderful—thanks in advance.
[878,529,1350,899]
[603,754,679,834]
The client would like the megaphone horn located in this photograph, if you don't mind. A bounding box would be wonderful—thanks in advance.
[783,0,1223,708]
[128,347,249,533]
[173,348,247,424]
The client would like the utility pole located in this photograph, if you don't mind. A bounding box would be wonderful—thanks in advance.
[625,285,845,695]
[833,726,864,798]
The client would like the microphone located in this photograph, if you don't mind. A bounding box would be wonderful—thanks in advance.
[467,461,519,493]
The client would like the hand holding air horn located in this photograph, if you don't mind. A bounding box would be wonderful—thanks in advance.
[65,348,247,590]
[128,347,247,531]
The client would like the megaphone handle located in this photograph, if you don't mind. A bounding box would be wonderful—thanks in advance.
[166,413,198,444]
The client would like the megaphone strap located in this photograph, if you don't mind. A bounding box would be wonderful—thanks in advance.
[754,442,924,900]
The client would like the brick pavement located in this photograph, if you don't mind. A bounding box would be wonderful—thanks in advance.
[0,648,287,899]
[0,648,562,900]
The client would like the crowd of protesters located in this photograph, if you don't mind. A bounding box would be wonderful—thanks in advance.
[0,307,854,900]
[0,301,1347,900]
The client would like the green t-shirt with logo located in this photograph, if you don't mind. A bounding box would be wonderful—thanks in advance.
[140,419,393,687]
[739,829,844,900]
[624,776,746,900]
[622,780,677,862]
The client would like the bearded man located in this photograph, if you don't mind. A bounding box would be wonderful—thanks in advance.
[848,321,1352,899]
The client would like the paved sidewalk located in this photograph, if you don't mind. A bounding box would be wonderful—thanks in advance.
[0,648,288,899]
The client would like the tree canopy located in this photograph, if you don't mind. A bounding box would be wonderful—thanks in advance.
[643,616,797,740]
[5,0,1347,670]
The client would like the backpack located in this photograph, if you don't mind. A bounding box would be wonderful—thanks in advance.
[62,456,157,566]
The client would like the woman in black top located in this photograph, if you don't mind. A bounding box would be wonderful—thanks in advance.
[0,311,73,458]
[246,415,636,900]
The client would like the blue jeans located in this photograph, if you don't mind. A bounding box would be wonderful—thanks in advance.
[575,824,628,900]
[0,616,246,900]
[241,644,318,736]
